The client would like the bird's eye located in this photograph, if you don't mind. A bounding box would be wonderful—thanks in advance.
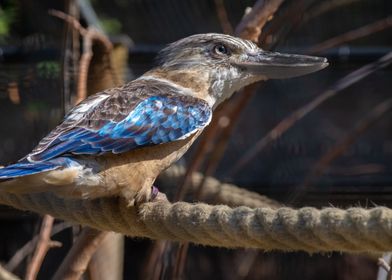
[213,44,229,56]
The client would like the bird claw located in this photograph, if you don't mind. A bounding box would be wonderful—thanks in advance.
[150,186,159,201]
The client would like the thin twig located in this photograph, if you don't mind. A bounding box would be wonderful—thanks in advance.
[60,0,80,113]
[228,50,392,176]
[260,0,361,50]
[25,215,61,280]
[378,257,391,272]
[174,121,223,201]
[214,0,234,35]
[53,227,108,280]
[173,243,189,280]
[303,0,361,23]
[173,95,247,201]
[142,240,170,280]
[0,265,20,280]
[308,15,392,54]
[49,9,87,36]
[235,0,285,42]
[261,0,360,50]
[6,222,70,272]
[78,0,105,32]
[194,84,258,199]
[50,9,114,104]
[76,30,94,104]
[258,0,313,48]
[290,98,392,203]
[388,258,392,280]
[236,250,259,280]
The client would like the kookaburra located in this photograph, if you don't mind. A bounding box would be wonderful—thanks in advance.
[0,33,328,205]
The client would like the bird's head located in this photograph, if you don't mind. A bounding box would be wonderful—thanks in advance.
[154,33,328,107]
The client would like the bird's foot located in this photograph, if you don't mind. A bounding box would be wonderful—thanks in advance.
[149,185,168,202]
[150,185,159,200]
[132,185,168,206]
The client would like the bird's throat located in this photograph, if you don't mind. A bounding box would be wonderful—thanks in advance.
[144,69,214,105]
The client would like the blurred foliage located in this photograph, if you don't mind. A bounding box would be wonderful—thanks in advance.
[88,0,122,35]
[100,17,122,35]
[0,1,17,41]
[26,101,48,114]
[36,61,61,79]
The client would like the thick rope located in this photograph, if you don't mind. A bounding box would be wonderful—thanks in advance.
[159,166,281,208]
[1,191,392,253]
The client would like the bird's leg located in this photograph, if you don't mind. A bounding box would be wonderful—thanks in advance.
[148,185,168,203]
[132,185,168,206]
[150,186,159,201]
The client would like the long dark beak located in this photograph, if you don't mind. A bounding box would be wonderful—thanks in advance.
[236,51,328,79]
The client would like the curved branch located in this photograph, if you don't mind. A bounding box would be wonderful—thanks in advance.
[235,0,285,41]
[53,227,108,280]
[25,215,61,280]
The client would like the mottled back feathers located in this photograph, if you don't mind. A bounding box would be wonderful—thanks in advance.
[27,78,212,162]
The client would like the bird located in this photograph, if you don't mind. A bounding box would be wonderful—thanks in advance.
[0,33,328,205]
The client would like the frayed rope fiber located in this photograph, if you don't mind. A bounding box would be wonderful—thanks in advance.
[158,165,281,209]
[1,191,392,253]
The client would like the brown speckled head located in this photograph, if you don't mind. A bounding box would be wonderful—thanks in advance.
[151,33,328,107]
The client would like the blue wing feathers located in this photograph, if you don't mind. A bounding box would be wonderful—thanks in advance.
[0,80,212,180]
[0,162,58,179]
[0,157,76,179]
[29,94,211,161]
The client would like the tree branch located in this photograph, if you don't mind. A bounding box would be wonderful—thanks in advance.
[235,0,285,41]
[53,228,108,280]
[25,215,61,280]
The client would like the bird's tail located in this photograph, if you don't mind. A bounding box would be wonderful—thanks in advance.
[0,157,82,195]
[0,161,62,180]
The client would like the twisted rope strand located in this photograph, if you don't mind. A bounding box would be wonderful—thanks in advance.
[159,166,281,208]
[1,191,392,253]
